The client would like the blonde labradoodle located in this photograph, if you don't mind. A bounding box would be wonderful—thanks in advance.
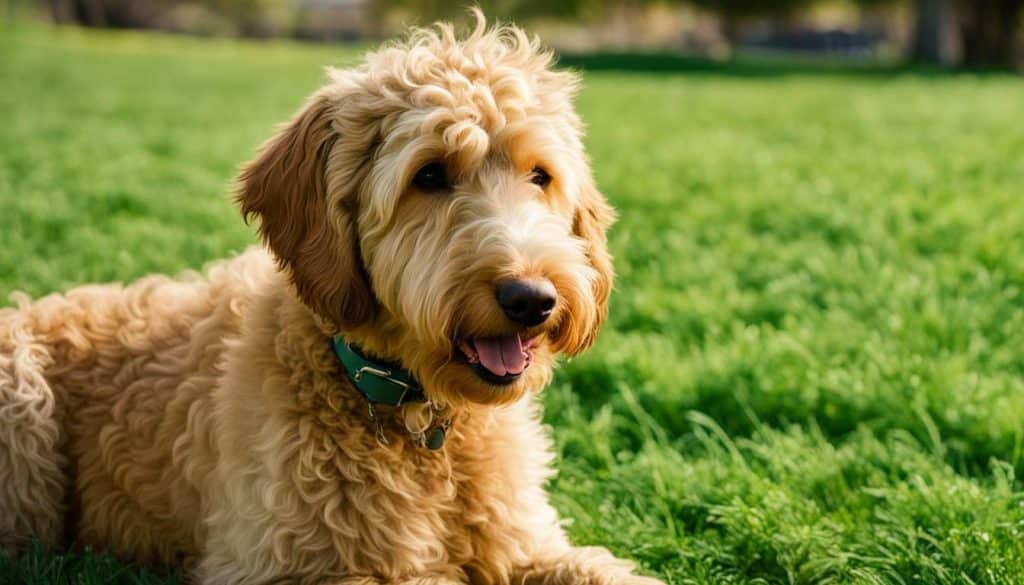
[0,13,664,585]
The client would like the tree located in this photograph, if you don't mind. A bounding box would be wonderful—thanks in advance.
[47,0,159,27]
[910,0,955,65]
[906,0,1022,68]
[684,0,819,42]
[956,0,1023,68]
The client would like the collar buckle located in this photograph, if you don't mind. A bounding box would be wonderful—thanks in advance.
[331,337,424,407]
[354,365,413,403]
[330,336,450,450]
[354,365,409,387]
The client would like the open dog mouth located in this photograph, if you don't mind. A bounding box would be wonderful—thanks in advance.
[457,334,536,386]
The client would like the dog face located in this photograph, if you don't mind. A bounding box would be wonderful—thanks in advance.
[237,17,613,407]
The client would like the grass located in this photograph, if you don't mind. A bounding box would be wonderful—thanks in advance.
[2,22,1024,585]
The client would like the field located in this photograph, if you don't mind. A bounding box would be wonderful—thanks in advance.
[2,23,1024,585]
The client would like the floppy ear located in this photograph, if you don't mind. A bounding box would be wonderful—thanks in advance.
[236,91,376,329]
[559,179,616,356]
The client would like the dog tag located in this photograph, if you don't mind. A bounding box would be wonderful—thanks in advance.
[425,427,446,450]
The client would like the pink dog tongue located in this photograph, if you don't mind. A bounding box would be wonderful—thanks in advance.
[473,334,526,377]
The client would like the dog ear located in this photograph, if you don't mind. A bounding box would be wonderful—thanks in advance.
[558,179,616,356]
[236,91,376,329]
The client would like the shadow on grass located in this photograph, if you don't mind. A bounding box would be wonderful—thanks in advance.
[556,51,1016,78]
[0,542,180,585]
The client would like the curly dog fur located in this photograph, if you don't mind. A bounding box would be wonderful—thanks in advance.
[0,14,662,585]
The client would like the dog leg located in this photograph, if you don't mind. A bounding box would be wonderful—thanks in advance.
[0,305,67,553]
[510,546,664,585]
[320,573,468,585]
[196,566,468,585]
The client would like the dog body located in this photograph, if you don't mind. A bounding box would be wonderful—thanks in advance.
[1,16,659,585]
[2,250,596,584]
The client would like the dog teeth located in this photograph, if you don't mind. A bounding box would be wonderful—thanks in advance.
[458,340,479,363]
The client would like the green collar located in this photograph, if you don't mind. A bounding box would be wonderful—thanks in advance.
[330,337,425,407]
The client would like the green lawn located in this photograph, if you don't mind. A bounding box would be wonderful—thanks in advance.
[3,23,1024,585]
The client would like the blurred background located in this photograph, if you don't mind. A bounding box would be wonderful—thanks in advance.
[5,0,1023,70]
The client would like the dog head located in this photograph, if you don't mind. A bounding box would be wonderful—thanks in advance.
[237,14,614,407]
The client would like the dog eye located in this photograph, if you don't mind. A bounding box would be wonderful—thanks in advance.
[412,162,451,192]
[530,167,552,188]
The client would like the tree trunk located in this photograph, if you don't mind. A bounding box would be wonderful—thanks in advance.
[719,12,742,49]
[912,0,955,65]
[71,0,107,27]
[47,0,73,23]
[958,0,1022,68]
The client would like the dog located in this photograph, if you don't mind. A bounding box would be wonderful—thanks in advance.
[0,13,662,585]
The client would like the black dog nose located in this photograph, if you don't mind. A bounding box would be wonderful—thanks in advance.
[496,279,557,327]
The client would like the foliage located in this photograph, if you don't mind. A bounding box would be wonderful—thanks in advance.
[377,0,593,24]
[45,0,292,36]
[954,0,1024,68]
[682,0,818,18]
[3,25,1024,584]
